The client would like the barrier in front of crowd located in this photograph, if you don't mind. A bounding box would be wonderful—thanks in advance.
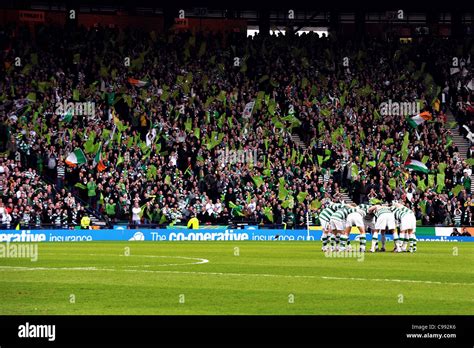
[0,226,472,242]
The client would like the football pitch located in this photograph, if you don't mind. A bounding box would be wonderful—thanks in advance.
[0,241,472,315]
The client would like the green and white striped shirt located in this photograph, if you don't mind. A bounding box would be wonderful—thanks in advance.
[319,203,345,222]
[390,206,413,221]
[358,204,372,216]
[331,207,358,222]
[374,207,393,219]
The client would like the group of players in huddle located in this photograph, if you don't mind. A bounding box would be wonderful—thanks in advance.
[319,201,417,253]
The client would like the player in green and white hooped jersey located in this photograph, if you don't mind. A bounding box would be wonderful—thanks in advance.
[390,203,406,252]
[319,202,345,251]
[368,205,397,252]
[391,202,417,252]
[329,205,358,251]
[343,205,368,252]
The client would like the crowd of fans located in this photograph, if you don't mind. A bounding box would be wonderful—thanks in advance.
[0,23,473,229]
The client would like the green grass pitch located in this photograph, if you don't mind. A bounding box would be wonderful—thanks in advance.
[0,241,472,315]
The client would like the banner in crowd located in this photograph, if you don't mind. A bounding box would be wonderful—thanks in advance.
[0,226,472,242]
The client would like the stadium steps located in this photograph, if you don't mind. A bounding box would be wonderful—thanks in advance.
[90,216,107,227]
[446,110,474,193]
[290,134,308,151]
[338,191,354,205]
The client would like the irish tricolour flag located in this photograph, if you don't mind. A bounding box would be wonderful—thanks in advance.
[408,111,432,128]
[93,143,107,172]
[128,78,150,88]
[65,149,87,167]
[404,159,429,174]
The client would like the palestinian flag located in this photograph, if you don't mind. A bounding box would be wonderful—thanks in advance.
[93,143,106,172]
[65,149,87,167]
[408,111,432,128]
[128,78,150,88]
[404,159,429,174]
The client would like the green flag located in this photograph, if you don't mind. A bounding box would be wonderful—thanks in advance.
[428,174,435,188]
[389,178,397,189]
[117,155,124,166]
[310,199,322,210]
[419,200,427,215]
[262,206,274,223]
[297,192,308,203]
[193,127,200,139]
[378,151,386,164]
[452,184,464,197]
[438,162,447,174]
[436,173,445,193]
[74,182,87,190]
[351,163,359,178]
[73,89,80,101]
[26,92,36,102]
[184,118,192,132]
[445,136,453,149]
[278,178,288,201]
[417,178,426,192]
[252,176,264,188]
[317,155,323,167]
[146,164,158,180]
[401,132,410,162]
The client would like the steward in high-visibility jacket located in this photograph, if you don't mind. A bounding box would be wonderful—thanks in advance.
[187,216,199,229]
[81,215,91,229]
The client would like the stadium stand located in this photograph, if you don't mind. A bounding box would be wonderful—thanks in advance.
[0,22,473,229]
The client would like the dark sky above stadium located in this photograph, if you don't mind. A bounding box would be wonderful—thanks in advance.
[2,0,473,11]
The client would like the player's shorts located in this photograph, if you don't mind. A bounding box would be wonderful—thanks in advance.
[320,218,330,231]
[363,216,375,230]
[374,212,396,230]
[399,212,417,231]
[345,212,364,228]
[330,219,345,231]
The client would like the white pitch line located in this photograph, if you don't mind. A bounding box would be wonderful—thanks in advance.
[0,266,106,271]
[0,266,472,287]
[40,252,210,265]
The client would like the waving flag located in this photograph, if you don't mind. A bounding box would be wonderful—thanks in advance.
[242,101,255,119]
[128,78,150,88]
[405,159,429,174]
[65,149,87,167]
[408,111,432,128]
[93,143,106,172]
